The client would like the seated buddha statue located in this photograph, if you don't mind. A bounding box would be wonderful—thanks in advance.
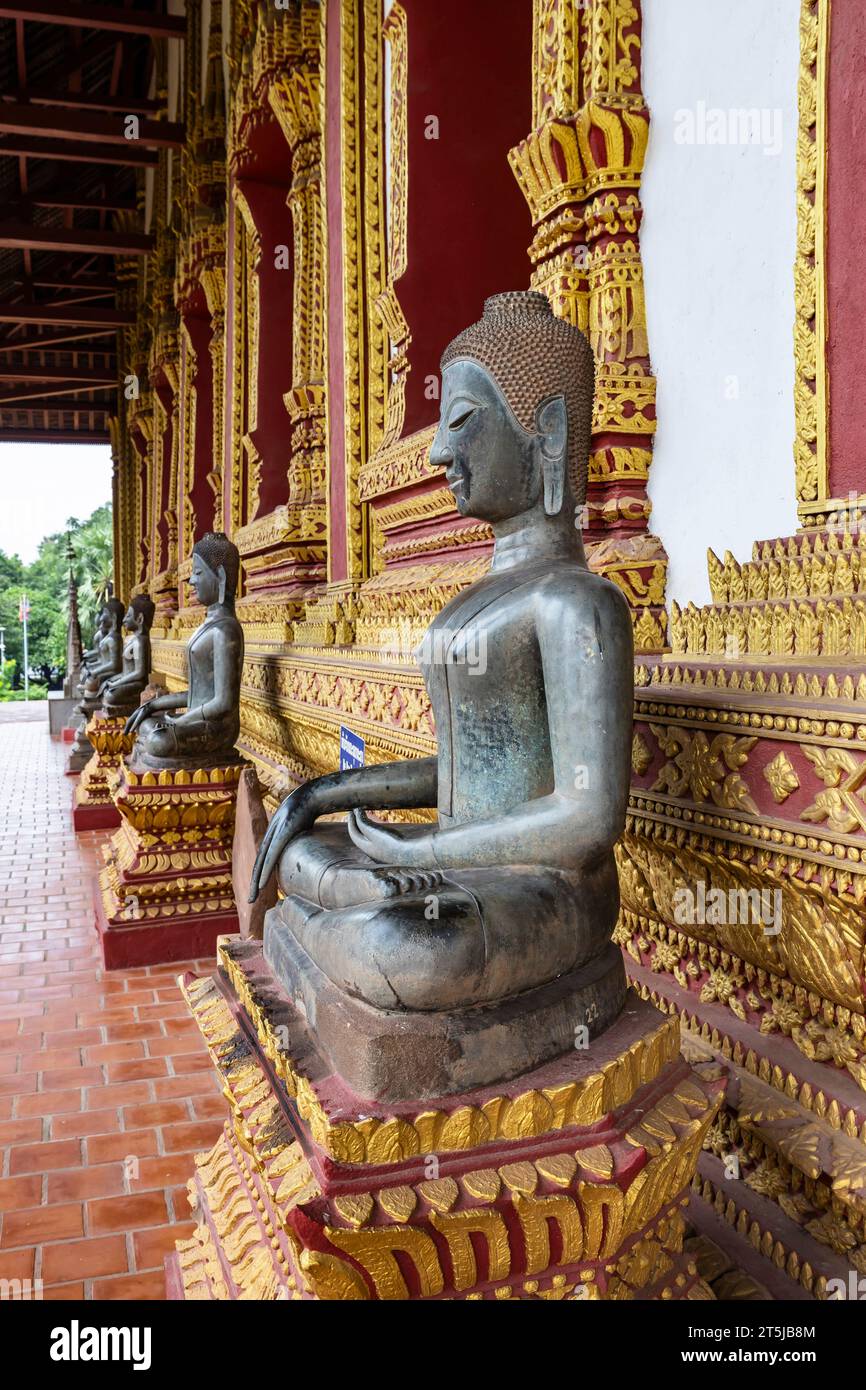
[81,598,125,698]
[250,292,634,1093]
[125,533,243,767]
[81,609,110,675]
[102,595,155,716]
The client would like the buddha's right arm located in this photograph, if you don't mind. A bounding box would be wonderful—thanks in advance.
[147,692,189,712]
[249,757,437,900]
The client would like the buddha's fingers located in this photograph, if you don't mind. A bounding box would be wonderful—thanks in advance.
[249,813,278,902]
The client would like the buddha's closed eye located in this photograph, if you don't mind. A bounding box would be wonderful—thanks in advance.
[447,406,476,431]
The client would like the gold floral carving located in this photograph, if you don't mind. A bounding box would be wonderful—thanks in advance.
[800,745,866,834]
[632,731,652,775]
[650,726,758,813]
[763,752,801,804]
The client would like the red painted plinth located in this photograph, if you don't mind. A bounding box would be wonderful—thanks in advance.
[72,800,120,832]
[94,756,245,970]
[93,875,237,969]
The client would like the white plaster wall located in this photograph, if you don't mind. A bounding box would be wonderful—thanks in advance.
[641,0,800,608]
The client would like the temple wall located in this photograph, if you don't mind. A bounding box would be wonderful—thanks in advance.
[109,0,866,1300]
[641,0,800,607]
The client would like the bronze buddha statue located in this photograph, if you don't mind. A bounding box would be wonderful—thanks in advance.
[250,292,634,1100]
[102,595,155,716]
[125,533,243,767]
[81,598,125,698]
[81,609,110,674]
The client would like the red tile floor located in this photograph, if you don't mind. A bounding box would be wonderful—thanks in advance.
[0,710,222,1299]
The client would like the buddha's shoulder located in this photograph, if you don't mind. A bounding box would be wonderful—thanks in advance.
[193,612,244,643]
[535,562,630,618]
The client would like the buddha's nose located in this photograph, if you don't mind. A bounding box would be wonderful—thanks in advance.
[430,434,453,470]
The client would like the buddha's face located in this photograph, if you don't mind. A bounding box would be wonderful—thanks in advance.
[431,361,539,523]
[123,605,136,631]
[190,551,220,606]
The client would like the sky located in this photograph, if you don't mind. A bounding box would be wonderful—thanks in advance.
[0,443,112,564]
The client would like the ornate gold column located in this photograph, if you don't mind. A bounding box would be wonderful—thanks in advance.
[509,0,667,653]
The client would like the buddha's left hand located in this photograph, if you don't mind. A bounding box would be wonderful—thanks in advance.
[347,809,435,866]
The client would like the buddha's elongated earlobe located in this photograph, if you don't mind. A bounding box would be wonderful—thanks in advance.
[217,564,227,605]
[536,395,568,516]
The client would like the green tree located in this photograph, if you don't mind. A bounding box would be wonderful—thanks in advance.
[0,501,112,695]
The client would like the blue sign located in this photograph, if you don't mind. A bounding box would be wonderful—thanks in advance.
[339,725,365,771]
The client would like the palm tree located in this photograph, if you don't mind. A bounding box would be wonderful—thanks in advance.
[71,506,114,637]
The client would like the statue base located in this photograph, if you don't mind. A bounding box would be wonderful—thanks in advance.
[266,920,628,1103]
[168,938,726,1302]
[66,704,96,775]
[72,711,134,831]
[93,756,245,969]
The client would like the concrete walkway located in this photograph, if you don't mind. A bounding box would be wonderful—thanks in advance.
[0,716,221,1299]
[0,699,49,724]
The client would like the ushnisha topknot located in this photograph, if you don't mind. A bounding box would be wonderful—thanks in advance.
[129,594,155,629]
[104,597,125,628]
[192,531,240,600]
[440,290,595,505]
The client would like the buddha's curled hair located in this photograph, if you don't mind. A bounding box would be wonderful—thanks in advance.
[440,290,595,505]
[104,597,125,629]
[193,532,240,599]
[130,594,155,629]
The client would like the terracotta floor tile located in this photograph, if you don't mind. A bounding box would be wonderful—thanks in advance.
[1,1200,84,1248]
[91,1269,166,1300]
[17,1087,83,1117]
[88,1190,168,1234]
[0,1246,35,1280]
[0,1174,43,1212]
[130,1153,202,1192]
[10,1138,82,1173]
[0,721,219,1300]
[46,1165,126,1203]
[161,1120,223,1153]
[51,1107,122,1141]
[133,1220,196,1270]
[42,1233,129,1283]
[85,1128,159,1166]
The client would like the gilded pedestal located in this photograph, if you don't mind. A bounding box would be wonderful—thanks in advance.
[72,711,134,831]
[168,940,725,1302]
[94,758,244,969]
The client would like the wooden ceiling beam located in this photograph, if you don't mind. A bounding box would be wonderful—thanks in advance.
[0,364,116,384]
[0,223,152,255]
[0,327,116,353]
[0,427,110,442]
[11,88,163,115]
[0,134,157,166]
[0,302,132,326]
[0,4,185,38]
[0,103,184,148]
[0,383,114,405]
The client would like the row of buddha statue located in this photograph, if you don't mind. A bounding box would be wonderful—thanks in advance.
[72,532,244,770]
[74,291,634,1104]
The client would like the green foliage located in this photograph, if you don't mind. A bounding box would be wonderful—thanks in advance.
[0,502,112,696]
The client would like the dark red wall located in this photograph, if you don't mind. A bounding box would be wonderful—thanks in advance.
[826,0,866,498]
[397,0,532,438]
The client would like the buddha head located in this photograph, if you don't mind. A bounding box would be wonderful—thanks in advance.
[104,597,125,633]
[432,291,594,525]
[190,532,240,607]
[124,595,155,633]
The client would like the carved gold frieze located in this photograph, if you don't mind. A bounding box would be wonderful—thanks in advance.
[212,945,682,1165]
[794,0,829,508]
